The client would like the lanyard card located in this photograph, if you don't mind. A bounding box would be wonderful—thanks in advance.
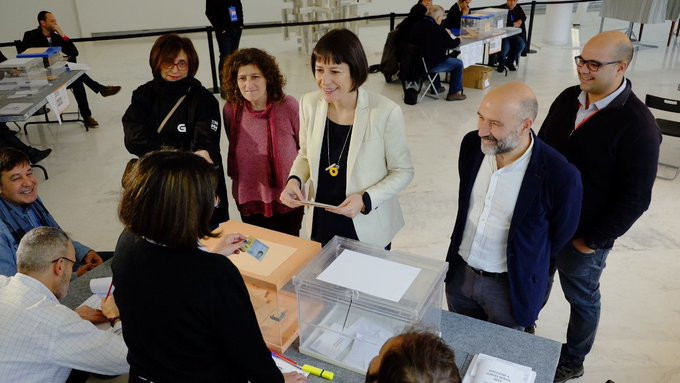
[228,6,239,22]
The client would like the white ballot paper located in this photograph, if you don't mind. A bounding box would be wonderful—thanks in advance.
[463,353,536,383]
[0,102,32,115]
[316,250,421,302]
[89,276,113,298]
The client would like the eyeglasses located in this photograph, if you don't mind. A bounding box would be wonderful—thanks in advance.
[51,257,76,265]
[162,60,188,71]
[574,56,620,72]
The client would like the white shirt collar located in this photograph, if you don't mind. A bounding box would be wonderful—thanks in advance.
[578,77,627,111]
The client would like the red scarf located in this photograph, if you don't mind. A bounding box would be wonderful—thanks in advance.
[227,102,280,187]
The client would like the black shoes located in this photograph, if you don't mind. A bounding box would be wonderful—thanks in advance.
[506,63,517,71]
[553,362,584,383]
[100,85,121,97]
[496,64,505,73]
[27,148,52,164]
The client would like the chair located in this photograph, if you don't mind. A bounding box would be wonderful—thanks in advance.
[399,43,442,104]
[645,94,680,180]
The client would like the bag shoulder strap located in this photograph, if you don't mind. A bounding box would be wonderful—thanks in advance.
[157,89,190,134]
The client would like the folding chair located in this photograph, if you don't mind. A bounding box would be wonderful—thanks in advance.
[645,94,680,180]
[399,43,442,104]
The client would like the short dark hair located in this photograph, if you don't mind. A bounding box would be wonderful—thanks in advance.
[118,150,217,249]
[366,330,461,383]
[0,147,31,177]
[149,34,199,78]
[222,48,287,106]
[37,11,51,24]
[311,29,368,91]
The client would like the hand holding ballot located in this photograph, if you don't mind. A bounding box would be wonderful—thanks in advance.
[280,178,307,208]
[325,193,364,218]
[205,232,247,256]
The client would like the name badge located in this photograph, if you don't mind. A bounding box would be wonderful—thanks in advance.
[229,6,238,22]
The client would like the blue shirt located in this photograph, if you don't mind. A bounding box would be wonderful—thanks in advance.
[0,197,91,276]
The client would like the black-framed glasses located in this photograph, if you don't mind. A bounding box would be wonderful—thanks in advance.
[161,60,188,71]
[51,257,76,265]
[574,56,620,72]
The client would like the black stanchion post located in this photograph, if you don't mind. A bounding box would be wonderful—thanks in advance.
[526,1,537,54]
[206,28,219,94]
[390,12,396,31]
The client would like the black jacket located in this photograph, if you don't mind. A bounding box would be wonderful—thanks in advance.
[112,230,284,383]
[498,3,527,41]
[538,80,661,249]
[205,0,244,32]
[122,77,221,162]
[21,27,78,62]
[409,16,461,69]
[442,2,464,30]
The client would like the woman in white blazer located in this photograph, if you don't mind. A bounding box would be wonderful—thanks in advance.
[280,29,414,248]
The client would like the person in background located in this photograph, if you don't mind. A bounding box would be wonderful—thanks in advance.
[365,329,461,383]
[442,0,471,32]
[122,34,229,225]
[206,0,244,92]
[496,0,527,72]
[0,148,104,277]
[410,5,467,101]
[112,150,307,383]
[0,227,128,383]
[21,11,121,129]
[538,31,661,383]
[280,29,414,248]
[222,48,303,235]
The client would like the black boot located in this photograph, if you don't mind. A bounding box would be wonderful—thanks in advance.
[27,148,52,164]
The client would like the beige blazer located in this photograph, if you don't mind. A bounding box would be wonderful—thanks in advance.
[289,87,414,247]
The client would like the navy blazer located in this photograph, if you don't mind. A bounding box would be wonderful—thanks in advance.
[446,131,583,327]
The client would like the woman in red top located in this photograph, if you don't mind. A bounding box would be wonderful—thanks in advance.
[222,48,303,235]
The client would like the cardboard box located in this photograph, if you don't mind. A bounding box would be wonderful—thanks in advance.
[201,220,321,353]
[463,65,493,89]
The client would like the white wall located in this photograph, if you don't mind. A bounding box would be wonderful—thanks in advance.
[1,0,507,42]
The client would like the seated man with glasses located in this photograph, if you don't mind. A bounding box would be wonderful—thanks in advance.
[0,148,106,277]
[0,227,128,383]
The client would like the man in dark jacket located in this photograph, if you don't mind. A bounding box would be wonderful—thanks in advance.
[446,83,582,332]
[205,0,243,91]
[409,5,466,101]
[496,0,526,72]
[538,31,661,383]
[21,11,121,129]
[442,0,471,31]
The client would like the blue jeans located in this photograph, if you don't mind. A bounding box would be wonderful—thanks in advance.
[429,57,464,94]
[557,242,611,365]
[499,35,526,66]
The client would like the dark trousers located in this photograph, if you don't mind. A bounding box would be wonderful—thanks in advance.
[68,73,103,118]
[211,169,230,227]
[499,35,526,66]
[241,208,304,237]
[216,28,242,86]
[0,123,31,153]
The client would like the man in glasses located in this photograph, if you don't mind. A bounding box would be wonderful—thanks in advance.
[0,227,128,382]
[0,148,105,277]
[538,31,661,382]
[21,11,121,129]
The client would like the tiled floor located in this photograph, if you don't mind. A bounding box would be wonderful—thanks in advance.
[13,9,680,383]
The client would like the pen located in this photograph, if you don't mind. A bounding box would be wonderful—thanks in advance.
[104,281,113,300]
[272,352,334,381]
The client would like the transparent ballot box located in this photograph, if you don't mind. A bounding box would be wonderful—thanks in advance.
[201,221,321,353]
[293,237,448,374]
[0,58,47,89]
[478,8,509,30]
[18,46,64,68]
[462,13,495,37]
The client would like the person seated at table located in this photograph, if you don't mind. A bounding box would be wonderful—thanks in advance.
[222,48,304,236]
[21,11,121,129]
[496,0,527,72]
[442,0,471,32]
[0,227,128,383]
[112,150,307,383]
[0,148,105,277]
[122,33,229,226]
[365,329,461,383]
[409,5,467,101]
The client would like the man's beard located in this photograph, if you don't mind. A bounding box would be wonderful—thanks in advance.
[480,129,520,156]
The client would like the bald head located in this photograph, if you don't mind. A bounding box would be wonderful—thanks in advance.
[483,82,538,125]
[586,31,633,65]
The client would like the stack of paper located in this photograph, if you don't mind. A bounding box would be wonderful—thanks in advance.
[463,353,536,383]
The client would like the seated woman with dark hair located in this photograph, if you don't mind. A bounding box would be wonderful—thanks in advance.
[112,150,307,383]
[222,48,303,236]
[366,329,461,383]
[122,34,228,225]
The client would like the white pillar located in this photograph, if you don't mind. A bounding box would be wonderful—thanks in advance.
[573,3,589,25]
[542,3,573,45]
